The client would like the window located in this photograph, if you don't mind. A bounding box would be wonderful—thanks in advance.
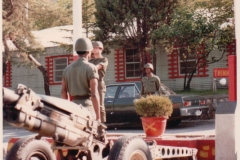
[168,46,208,78]
[46,54,73,85]
[125,49,141,78]
[105,85,119,98]
[118,85,140,98]
[54,58,68,82]
[115,48,151,82]
[179,48,196,75]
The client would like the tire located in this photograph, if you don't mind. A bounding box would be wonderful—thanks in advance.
[6,136,56,160]
[108,135,152,160]
[167,119,182,128]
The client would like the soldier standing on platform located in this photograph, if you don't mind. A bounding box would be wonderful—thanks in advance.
[141,63,162,97]
[89,41,108,123]
[61,37,101,121]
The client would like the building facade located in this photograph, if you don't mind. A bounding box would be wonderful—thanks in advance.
[4,26,235,97]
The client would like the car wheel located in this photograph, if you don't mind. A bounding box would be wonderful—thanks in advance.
[6,136,56,160]
[108,135,152,160]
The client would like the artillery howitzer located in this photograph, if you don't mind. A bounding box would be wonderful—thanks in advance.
[3,84,199,160]
[3,84,110,160]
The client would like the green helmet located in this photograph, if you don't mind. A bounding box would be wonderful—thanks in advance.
[75,38,93,52]
[144,63,154,71]
[92,41,104,49]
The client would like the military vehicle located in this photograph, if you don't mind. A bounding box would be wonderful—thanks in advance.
[3,84,199,160]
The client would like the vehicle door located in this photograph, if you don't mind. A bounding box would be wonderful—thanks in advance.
[113,84,141,123]
[104,85,119,123]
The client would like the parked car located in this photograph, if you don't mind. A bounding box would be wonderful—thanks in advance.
[104,82,210,128]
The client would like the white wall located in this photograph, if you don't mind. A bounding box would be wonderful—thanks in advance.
[9,46,70,97]
[104,49,116,85]
[155,46,228,91]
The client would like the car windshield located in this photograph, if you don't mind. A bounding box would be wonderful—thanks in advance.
[118,85,140,98]
[135,82,142,91]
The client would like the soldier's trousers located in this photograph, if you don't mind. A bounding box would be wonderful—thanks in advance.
[99,81,106,123]
[72,99,96,119]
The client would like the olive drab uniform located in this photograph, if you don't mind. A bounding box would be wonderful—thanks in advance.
[62,57,99,119]
[141,75,162,96]
[89,56,108,122]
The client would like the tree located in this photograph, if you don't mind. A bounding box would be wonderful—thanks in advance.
[2,0,96,94]
[152,0,235,90]
[3,0,44,70]
[2,0,49,94]
[94,0,178,75]
[28,0,72,30]
[83,0,96,38]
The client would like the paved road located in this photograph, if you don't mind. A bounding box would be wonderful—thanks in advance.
[2,91,223,159]
[2,119,214,159]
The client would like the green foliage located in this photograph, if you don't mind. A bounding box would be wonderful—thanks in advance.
[94,0,178,54]
[152,1,234,90]
[134,95,173,117]
[83,0,96,38]
[29,0,72,30]
[152,5,234,52]
[2,0,79,69]
[3,0,45,68]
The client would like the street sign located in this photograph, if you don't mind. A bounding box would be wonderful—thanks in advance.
[213,68,228,78]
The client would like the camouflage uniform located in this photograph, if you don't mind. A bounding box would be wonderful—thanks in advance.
[89,56,108,122]
[62,57,99,119]
[141,75,162,96]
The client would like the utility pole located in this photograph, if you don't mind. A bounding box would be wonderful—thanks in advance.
[73,0,83,61]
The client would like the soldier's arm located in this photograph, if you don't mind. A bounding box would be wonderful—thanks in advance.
[90,78,101,121]
[96,57,108,70]
[155,77,162,95]
[61,78,69,100]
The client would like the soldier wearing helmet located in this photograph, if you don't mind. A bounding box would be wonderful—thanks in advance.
[61,37,101,122]
[141,63,162,96]
[89,41,108,122]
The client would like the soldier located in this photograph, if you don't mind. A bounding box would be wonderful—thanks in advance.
[61,37,101,122]
[141,63,162,96]
[89,41,108,123]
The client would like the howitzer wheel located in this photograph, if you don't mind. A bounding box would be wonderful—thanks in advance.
[6,136,56,160]
[108,135,152,160]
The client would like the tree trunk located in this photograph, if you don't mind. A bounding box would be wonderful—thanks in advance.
[28,55,51,95]
[153,52,156,75]
[185,68,197,90]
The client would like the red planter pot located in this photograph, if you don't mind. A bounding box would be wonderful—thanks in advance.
[141,117,167,137]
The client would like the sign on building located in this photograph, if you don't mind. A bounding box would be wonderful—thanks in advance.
[213,68,228,78]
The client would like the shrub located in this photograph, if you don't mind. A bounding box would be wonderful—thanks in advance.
[134,95,173,117]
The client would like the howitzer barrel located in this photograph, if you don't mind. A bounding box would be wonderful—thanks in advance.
[3,84,108,150]
[3,87,20,104]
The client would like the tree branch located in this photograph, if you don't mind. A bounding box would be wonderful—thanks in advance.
[28,54,51,95]
[3,0,14,20]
